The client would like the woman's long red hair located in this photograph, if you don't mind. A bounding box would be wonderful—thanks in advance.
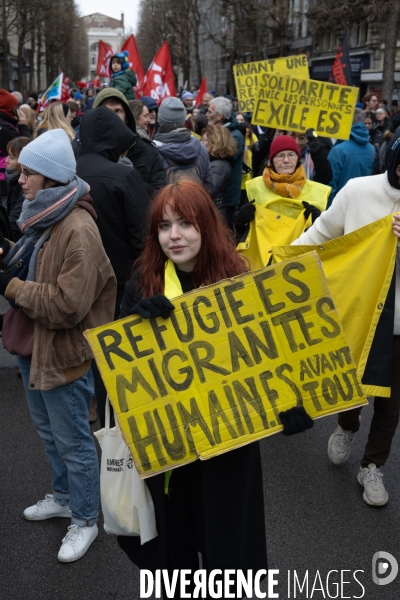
[137,181,247,297]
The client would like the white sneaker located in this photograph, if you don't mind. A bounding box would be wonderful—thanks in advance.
[57,524,98,563]
[358,464,389,506]
[327,425,355,464]
[23,494,71,521]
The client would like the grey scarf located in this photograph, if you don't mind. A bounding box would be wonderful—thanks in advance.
[3,176,89,281]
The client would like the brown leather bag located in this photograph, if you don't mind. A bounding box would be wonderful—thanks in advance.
[2,307,34,357]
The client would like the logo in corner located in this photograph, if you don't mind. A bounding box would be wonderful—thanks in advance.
[372,551,398,586]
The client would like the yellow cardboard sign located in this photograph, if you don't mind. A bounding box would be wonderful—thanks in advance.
[233,55,309,112]
[252,76,358,140]
[85,253,366,478]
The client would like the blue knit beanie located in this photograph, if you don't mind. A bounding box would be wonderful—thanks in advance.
[19,129,76,184]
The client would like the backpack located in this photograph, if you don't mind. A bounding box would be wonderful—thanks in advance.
[165,157,201,184]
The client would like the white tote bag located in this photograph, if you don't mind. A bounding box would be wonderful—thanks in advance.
[94,398,157,544]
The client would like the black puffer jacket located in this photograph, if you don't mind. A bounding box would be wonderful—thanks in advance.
[76,107,150,301]
[93,87,166,195]
[209,156,232,207]
[72,89,166,195]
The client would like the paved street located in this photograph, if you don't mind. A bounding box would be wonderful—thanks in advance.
[1,296,399,599]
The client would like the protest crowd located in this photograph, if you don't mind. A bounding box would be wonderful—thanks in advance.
[2,37,400,599]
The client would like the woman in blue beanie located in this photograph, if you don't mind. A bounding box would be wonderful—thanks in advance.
[0,129,116,561]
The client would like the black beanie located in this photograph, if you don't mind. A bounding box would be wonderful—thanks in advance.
[385,135,400,189]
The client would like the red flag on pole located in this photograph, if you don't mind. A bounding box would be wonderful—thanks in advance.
[96,40,114,78]
[195,78,207,106]
[121,34,144,93]
[328,24,353,86]
[141,41,176,105]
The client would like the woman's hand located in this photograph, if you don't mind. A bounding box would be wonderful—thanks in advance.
[17,109,27,126]
[235,201,256,227]
[131,295,175,319]
[279,406,313,436]
[302,201,321,223]
[392,214,400,239]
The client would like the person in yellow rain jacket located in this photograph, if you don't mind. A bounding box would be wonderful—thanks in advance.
[235,136,331,264]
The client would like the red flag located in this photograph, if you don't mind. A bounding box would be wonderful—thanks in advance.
[195,78,207,106]
[61,75,71,102]
[121,35,144,92]
[329,25,353,86]
[141,41,176,105]
[96,40,114,78]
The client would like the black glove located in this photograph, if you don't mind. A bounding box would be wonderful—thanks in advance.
[279,406,313,436]
[306,128,318,143]
[0,232,10,255]
[0,271,14,296]
[235,201,256,227]
[132,295,175,319]
[302,201,321,223]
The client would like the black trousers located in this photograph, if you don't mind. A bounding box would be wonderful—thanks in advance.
[338,335,400,467]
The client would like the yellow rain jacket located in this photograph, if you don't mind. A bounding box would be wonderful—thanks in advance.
[237,176,330,271]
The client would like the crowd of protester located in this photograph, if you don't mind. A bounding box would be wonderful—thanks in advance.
[2,66,400,598]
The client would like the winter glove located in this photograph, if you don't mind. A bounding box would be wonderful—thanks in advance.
[279,406,313,436]
[302,201,321,224]
[306,128,318,143]
[0,232,10,255]
[235,201,256,227]
[131,295,175,319]
[0,271,14,296]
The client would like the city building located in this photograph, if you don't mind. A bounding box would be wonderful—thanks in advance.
[83,13,125,81]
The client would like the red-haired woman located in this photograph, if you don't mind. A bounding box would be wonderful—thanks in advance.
[117,180,267,597]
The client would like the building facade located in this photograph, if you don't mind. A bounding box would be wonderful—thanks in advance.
[83,13,125,81]
[187,1,400,100]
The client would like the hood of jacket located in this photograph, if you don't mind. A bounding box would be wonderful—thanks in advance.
[93,87,136,134]
[350,122,370,145]
[79,106,136,162]
[154,129,202,164]
[141,96,159,112]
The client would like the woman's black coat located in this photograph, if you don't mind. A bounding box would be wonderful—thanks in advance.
[118,269,268,596]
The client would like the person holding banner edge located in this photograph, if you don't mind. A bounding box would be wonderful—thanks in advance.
[114,180,312,597]
[235,135,330,248]
[290,134,400,507]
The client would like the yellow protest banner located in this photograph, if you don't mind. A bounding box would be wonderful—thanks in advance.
[273,215,397,397]
[252,76,358,140]
[85,253,366,478]
[233,55,309,112]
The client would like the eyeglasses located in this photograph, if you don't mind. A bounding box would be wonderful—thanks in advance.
[274,152,298,160]
[20,168,40,179]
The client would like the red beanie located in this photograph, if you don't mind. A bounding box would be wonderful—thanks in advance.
[269,135,301,161]
[0,89,18,118]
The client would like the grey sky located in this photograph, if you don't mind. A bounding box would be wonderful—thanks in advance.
[76,0,141,33]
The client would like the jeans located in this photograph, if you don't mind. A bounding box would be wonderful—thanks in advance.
[18,357,99,526]
[338,335,400,467]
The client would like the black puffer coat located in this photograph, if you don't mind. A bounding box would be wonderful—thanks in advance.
[93,87,166,195]
[76,107,150,301]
